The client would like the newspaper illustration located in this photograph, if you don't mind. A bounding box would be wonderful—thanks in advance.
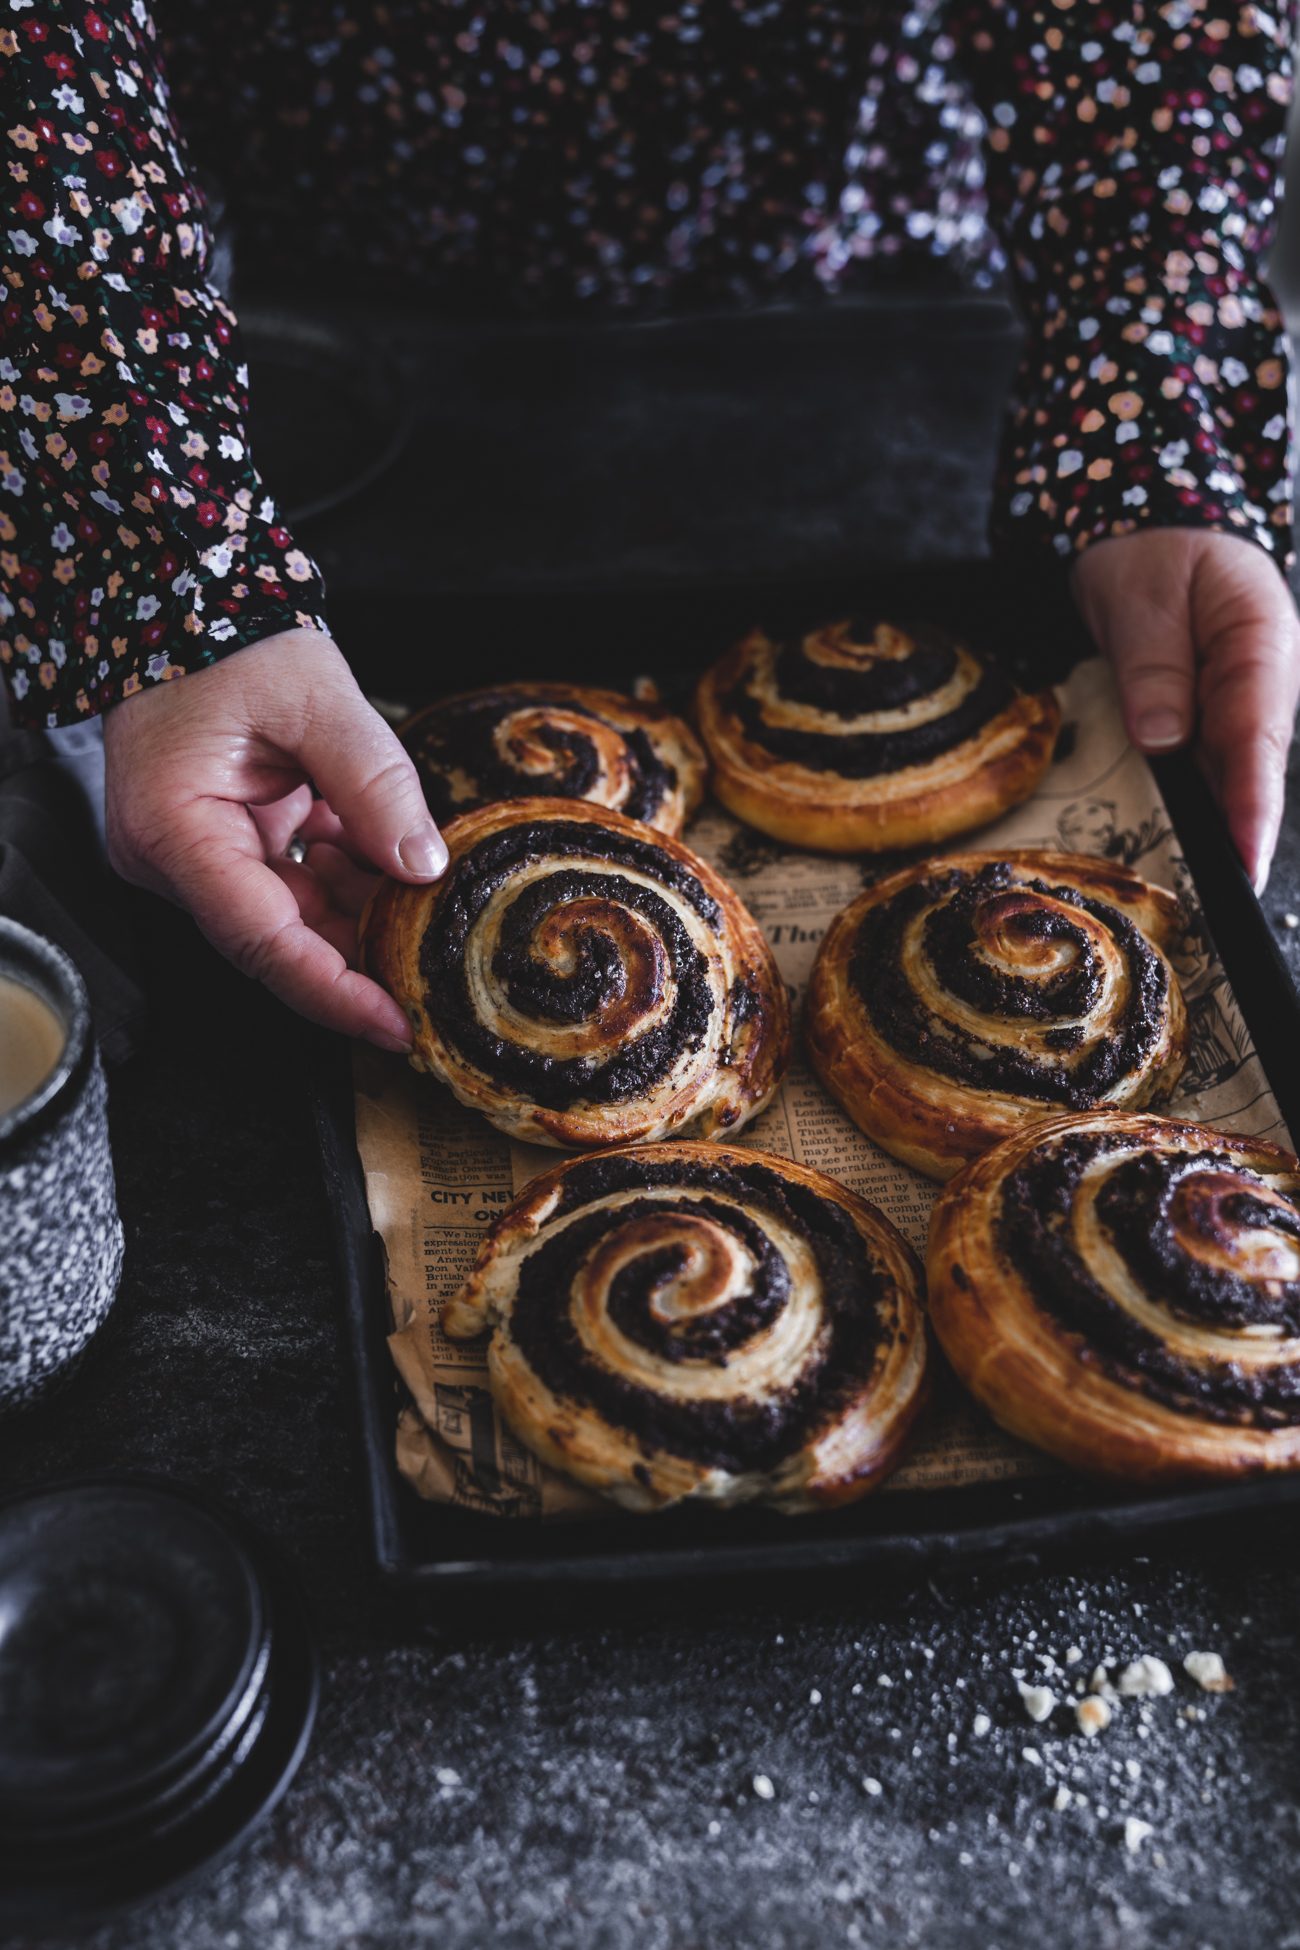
[352,658,1291,1519]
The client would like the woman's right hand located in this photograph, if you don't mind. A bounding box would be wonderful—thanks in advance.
[103,629,446,1050]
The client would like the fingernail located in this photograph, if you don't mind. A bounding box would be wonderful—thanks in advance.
[367,1026,412,1055]
[398,821,448,880]
[1134,710,1186,751]
[1253,850,1274,898]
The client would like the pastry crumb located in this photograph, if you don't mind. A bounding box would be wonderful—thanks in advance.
[1076,1694,1113,1737]
[1183,1650,1234,1693]
[1118,1656,1174,1699]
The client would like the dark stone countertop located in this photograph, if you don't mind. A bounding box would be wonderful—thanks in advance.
[6,297,1300,1949]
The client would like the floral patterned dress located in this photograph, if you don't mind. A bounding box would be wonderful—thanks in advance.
[2,1,1294,728]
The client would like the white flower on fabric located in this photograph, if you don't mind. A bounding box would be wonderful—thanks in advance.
[43,212,81,247]
[1115,423,1140,445]
[50,640,67,668]
[217,434,245,460]
[171,569,198,596]
[1220,358,1250,387]
[1238,65,1263,91]
[52,85,84,114]
[54,393,91,420]
[135,594,161,621]
[145,652,172,681]
[1010,491,1033,518]
[207,616,237,642]
[6,230,36,257]
[1077,318,1099,341]
[1263,414,1287,440]
[1159,441,1189,467]
[0,359,17,382]
[2,466,26,496]
[201,542,233,578]
[1146,331,1175,357]
[11,671,28,700]
[1122,486,1148,507]
[115,198,146,237]
[116,68,139,97]
[19,429,37,462]
[91,489,124,515]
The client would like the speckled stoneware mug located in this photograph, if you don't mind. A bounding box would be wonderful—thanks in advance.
[0,919,123,1409]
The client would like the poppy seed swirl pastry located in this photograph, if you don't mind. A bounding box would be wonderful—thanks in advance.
[927,1112,1300,1481]
[807,851,1189,1181]
[400,683,707,836]
[693,618,1060,853]
[444,1142,929,1511]
[361,798,790,1149]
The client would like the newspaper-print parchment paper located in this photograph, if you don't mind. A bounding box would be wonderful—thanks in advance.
[352,659,1292,1519]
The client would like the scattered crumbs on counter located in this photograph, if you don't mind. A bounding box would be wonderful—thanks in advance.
[1077,1695,1114,1738]
[1125,1758,1142,1781]
[1021,1747,1043,1768]
[1053,1785,1074,1813]
[1017,1680,1056,1723]
[1124,1818,1155,1855]
[707,1820,721,1837]
[1183,1651,1234,1693]
[752,1773,775,1800]
[862,1777,883,1798]
[435,1767,462,1789]
[877,1674,894,1688]
[1065,1646,1084,1665]
[809,1688,823,1705]
[1283,912,1298,929]
[1118,1657,1175,1699]
[972,1712,992,1738]
[851,1683,863,1696]
[1090,1665,1119,1701]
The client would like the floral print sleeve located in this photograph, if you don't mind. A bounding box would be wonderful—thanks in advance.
[959,0,1296,567]
[1,2,326,729]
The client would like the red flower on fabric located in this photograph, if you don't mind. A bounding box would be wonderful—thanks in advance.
[195,502,220,527]
[84,11,110,40]
[16,192,45,220]
[189,464,209,487]
[94,151,124,178]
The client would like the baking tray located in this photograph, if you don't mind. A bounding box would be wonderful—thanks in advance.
[311,561,1300,1600]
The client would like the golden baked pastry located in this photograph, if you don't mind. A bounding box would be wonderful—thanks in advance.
[400,682,707,836]
[693,617,1060,853]
[361,797,790,1149]
[927,1111,1300,1482]
[807,851,1188,1181]
[444,1141,929,1512]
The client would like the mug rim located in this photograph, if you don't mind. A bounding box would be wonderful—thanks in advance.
[0,917,93,1152]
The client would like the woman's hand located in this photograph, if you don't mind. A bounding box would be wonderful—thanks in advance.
[103,629,446,1050]
[1072,529,1300,894]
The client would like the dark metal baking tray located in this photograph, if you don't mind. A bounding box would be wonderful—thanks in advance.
[311,561,1300,1600]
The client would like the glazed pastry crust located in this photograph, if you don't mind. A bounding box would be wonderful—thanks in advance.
[361,797,790,1150]
[927,1111,1300,1482]
[807,850,1189,1182]
[444,1141,930,1513]
[694,622,1060,854]
[400,681,707,836]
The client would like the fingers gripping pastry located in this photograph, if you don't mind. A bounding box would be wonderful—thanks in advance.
[693,618,1059,853]
[400,683,707,837]
[361,798,790,1149]
[927,1112,1300,1482]
[807,851,1188,1181]
[444,1142,929,1512]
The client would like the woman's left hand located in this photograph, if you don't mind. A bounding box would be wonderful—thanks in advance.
[1071,528,1300,894]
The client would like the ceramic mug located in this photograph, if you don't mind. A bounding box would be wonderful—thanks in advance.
[0,918,123,1408]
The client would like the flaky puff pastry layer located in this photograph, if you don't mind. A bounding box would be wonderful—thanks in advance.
[927,1111,1300,1482]
[400,681,708,837]
[444,1141,930,1512]
[694,619,1060,854]
[360,797,790,1150]
[807,850,1189,1182]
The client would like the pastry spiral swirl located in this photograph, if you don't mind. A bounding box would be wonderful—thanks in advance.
[400,683,707,836]
[694,618,1060,853]
[927,1112,1300,1481]
[361,798,790,1149]
[444,1142,929,1511]
[807,851,1189,1181]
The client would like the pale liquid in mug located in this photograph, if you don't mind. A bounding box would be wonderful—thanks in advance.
[0,975,66,1120]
